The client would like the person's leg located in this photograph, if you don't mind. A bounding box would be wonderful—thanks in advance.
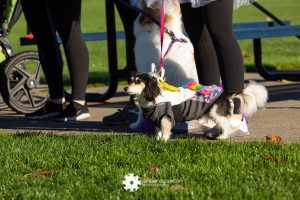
[50,0,89,102]
[21,0,65,119]
[49,0,90,121]
[204,0,244,94]
[203,0,246,137]
[20,0,64,100]
[180,3,220,86]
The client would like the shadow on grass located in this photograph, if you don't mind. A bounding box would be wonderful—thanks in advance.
[0,116,131,133]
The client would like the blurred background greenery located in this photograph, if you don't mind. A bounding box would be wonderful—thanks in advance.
[6,0,300,87]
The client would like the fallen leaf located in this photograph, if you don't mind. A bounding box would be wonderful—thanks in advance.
[24,170,53,178]
[262,156,282,164]
[264,135,283,144]
[242,50,249,58]
[276,79,292,84]
[170,184,184,191]
[148,163,160,173]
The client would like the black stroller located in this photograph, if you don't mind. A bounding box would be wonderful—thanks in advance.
[0,0,48,113]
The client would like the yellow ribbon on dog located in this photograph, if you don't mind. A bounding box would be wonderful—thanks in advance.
[159,80,180,92]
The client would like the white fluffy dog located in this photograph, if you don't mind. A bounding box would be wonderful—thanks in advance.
[131,0,198,86]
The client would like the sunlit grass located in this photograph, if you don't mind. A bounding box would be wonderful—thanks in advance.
[0,134,299,199]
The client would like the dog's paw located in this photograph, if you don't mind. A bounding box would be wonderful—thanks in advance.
[157,132,171,141]
[156,131,163,140]
[217,134,228,140]
[162,133,171,141]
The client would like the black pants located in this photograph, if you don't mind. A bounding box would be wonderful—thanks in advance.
[21,0,89,100]
[181,0,244,93]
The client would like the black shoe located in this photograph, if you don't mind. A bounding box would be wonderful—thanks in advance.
[56,101,91,122]
[102,105,138,125]
[25,101,65,120]
[204,127,222,140]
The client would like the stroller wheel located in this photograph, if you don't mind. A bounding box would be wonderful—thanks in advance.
[0,51,49,114]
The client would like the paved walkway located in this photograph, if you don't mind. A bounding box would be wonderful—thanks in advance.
[0,73,299,142]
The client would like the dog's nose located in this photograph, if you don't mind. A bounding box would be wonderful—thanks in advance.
[124,86,128,92]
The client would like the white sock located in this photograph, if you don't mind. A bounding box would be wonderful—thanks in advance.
[74,100,85,105]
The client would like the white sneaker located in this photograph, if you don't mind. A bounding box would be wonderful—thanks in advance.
[226,115,249,138]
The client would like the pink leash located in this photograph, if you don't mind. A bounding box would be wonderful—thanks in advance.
[159,0,187,71]
[159,0,165,71]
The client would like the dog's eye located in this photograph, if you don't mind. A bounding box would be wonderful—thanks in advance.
[135,79,141,84]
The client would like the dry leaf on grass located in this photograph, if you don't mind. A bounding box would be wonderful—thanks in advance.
[24,170,53,178]
[170,184,184,191]
[264,135,283,144]
[262,156,282,164]
[148,163,160,173]
[242,50,249,58]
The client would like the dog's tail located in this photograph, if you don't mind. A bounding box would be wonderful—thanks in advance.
[236,81,268,117]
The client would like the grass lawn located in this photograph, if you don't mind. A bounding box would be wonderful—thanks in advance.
[5,0,300,86]
[0,134,299,199]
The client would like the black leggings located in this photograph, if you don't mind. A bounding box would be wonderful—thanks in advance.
[21,0,89,100]
[181,0,244,94]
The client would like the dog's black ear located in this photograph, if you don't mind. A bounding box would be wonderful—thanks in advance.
[142,77,161,102]
[130,71,137,77]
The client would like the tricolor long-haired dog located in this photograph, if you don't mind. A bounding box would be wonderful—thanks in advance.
[131,0,199,86]
[125,69,268,141]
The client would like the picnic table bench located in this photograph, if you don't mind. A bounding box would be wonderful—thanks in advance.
[20,0,300,102]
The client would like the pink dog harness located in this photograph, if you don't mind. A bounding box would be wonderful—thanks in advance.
[159,0,187,70]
